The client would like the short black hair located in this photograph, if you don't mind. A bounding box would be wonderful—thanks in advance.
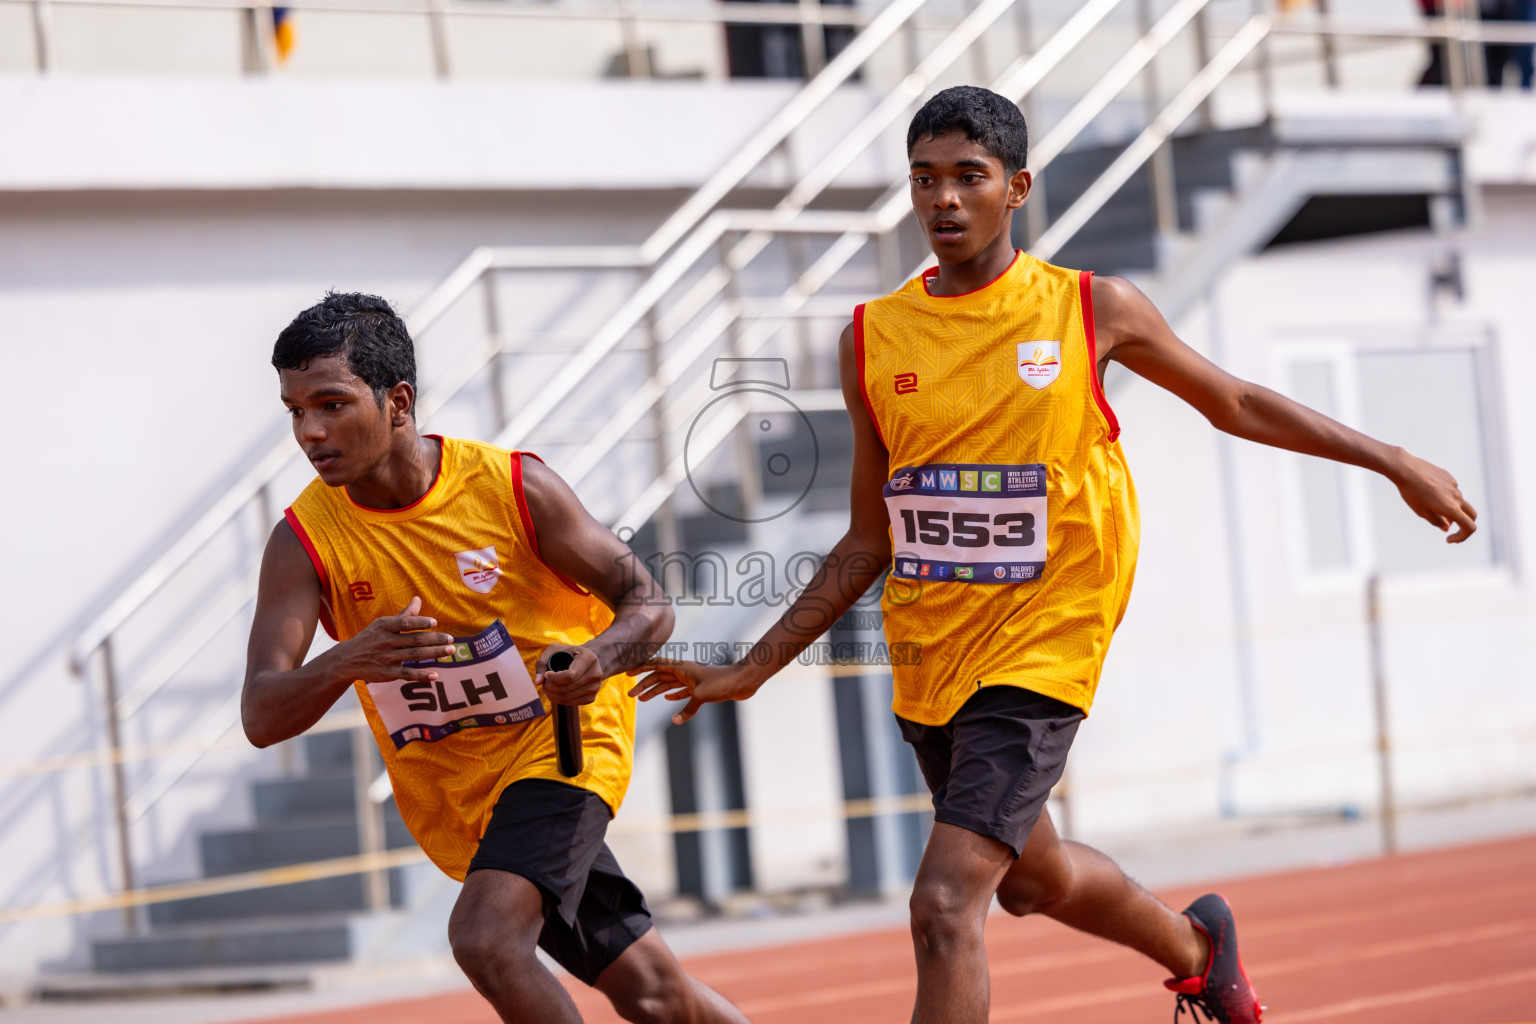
[906,86,1029,174]
[272,291,417,408]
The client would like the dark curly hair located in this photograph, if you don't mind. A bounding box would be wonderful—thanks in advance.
[272,291,417,411]
[906,86,1029,174]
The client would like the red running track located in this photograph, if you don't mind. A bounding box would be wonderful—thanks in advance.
[254,833,1536,1024]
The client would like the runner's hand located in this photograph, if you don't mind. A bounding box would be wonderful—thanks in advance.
[537,644,604,707]
[335,596,457,683]
[1391,451,1478,543]
[628,659,760,725]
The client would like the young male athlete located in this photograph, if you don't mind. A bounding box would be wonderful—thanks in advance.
[242,292,749,1024]
[632,86,1479,1023]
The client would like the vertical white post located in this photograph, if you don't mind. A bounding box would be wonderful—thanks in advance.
[1366,575,1399,855]
[100,640,138,933]
[1315,0,1340,86]
[428,0,452,79]
[483,272,508,435]
[619,0,651,77]
[352,727,389,911]
[800,0,827,77]
[1136,0,1179,249]
[32,0,55,72]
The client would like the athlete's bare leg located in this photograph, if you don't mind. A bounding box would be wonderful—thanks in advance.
[909,809,1209,1024]
[595,927,751,1024]
[448,869,582,1024]
[448,869,749,1024]
[995,807,1208,977]
[908,823,1017,1024]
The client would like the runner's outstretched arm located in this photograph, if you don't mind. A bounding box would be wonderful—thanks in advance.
[1093,275,1477,542]
[630,321,895,724]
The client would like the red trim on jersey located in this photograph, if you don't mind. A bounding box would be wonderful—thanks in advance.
[1080,270,1121,442]
[852,304,887,448]
[284,507,338,641]
[921,250,1022,298]
[509,451,589,595]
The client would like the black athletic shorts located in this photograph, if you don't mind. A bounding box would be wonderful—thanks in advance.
[465,778,653,985]
[897,685,1084,857]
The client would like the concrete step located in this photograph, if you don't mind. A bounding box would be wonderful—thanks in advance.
[147,872,405,926]
[251,773,356,824]
[34,964,314,1002]
[303,730,357,774]
[91,920,354,973]
[200,814,414,876]
[1031,125,1270,274]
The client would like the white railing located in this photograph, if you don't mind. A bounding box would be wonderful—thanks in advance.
[15,0,977,78]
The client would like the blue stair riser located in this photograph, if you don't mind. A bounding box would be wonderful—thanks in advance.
[92,925,352,973]
[147,871,404,926]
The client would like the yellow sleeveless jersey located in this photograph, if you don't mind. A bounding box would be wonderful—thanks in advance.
[856,252,1139,724]
[285,437,634,880]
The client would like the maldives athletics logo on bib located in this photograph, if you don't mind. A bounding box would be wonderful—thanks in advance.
[1017,341,1062,390]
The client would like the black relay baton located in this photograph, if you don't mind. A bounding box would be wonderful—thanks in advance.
[547,650,583,778]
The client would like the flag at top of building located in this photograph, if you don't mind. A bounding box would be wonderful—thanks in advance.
[273,6,295,61]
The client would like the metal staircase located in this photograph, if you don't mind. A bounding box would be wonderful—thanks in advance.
[9,0,1493,982]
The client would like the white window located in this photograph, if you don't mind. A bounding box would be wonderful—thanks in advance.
[1279,330,1510,582]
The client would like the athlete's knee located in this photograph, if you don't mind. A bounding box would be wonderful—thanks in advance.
[909,880,983,958]
[605,960,692,1024]
[448,913,534,988]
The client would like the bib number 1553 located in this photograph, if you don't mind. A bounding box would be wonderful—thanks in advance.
[897,508,1036,548]
[882,462,1048,584]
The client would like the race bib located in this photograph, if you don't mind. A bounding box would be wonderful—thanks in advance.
[367,620,545,749]
[884,463,1047,584]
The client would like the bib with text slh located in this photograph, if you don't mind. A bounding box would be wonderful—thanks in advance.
[884,463,1048,584]
[368,620,545,749]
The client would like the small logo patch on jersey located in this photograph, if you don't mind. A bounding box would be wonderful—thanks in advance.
[1018,341,1062,390]
[455,546,502,594]
[894,372,919,395]
[348,581,375,601]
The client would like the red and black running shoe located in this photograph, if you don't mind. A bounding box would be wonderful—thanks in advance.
[1164,893,1263,1022]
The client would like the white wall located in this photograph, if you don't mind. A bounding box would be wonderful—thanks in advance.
[1072,187,1536,840]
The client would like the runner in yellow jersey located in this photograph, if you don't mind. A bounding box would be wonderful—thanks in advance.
[633,87,1479,1024]
[242,292,748,1024]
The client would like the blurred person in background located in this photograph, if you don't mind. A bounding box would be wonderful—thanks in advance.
[242,292,749,1024]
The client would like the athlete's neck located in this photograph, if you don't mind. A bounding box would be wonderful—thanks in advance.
[928,235,1018,297]
[345,433,442,510]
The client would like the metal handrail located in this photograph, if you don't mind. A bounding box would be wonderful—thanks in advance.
[526,0,1247,520]
[552,0,1497,530]
[488,0,1044,454]
[493,0,1125,462]
[63,0,936,675]
[1032,16,1273,262]
[8,0,924,28]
